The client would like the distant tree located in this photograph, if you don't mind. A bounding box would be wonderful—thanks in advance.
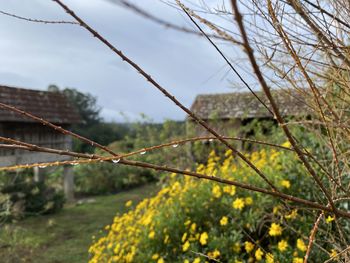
[48,85,101,126]
[47,85,123,153]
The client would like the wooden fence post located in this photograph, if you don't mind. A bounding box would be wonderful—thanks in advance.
[33,166,45,182]
[63,165,74,202]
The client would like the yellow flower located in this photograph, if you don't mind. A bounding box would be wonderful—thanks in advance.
[199,232,208,246]
[293,258,303,263]
[273,206,280,214]
[330,249,338,258]
[148,231,155,239]
[245,197,253,205]
[208,249,220,259]
[152,254,159,260]
[125,200,132,207]
[255,248,264,261]
[269,223,282,236]
[225,149,233,156]
[233,198,245,210]
[220,216,228,226]
[297,239,307,252]
[269,150,279,161]
[190,223,197,233]
[244,241,254,253]
[277,240,288,252]
[223,185,236,196]
[209,150,217,158]
[285,209,298,220]
[184,220,191,226]
[281,141,291,148]
[182,241,190,252]
[157,258,164,263]
[184,260,190,263]
[266,253,274,263]
[182,232,188,243]
[233,242,241,253]
[193,258,200,263]
[164,235,169,244]
[280,180,291,189]
[212,185,222,198]
[326,215,335,223]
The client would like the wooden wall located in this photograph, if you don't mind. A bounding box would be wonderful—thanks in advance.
[186,118,243,138]
[0,122,73,165]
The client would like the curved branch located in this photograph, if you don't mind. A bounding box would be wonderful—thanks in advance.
[2,143,350,219]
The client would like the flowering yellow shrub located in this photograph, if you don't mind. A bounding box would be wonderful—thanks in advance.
[89,148,334,262]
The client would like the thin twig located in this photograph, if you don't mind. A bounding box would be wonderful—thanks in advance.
[304,212,323,262]
[2,142,350,218]
[324,246,350,263]
[117,0,232,42]
[0,10,78,24]
[176,0,274,116]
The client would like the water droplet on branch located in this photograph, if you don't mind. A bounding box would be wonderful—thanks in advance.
[112,159,120,163]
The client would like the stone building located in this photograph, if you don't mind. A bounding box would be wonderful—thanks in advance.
[0,85,80,201]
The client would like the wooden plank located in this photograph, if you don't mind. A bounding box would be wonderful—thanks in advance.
[0,152,72,167]
[63,165,75,202]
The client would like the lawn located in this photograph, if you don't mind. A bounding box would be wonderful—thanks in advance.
[0,183,158,263]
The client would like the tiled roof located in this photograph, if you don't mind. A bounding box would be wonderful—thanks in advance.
[0,85,81,124]
[190,89,310,120]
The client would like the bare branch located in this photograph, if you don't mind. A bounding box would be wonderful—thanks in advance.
[2,141,350,218]
[0,9,78,24]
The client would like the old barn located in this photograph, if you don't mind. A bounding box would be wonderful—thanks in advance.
[188,89,310,138]
[0,85,80,201]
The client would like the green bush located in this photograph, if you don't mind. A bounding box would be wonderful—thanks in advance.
[0,177,64,222]
[75,161,156,195]
[75,120,186,195]
[88,147,344,262]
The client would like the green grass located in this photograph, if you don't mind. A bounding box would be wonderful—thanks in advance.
[0,183,158,263]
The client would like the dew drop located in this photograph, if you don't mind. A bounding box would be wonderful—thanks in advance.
[140,151,146,155]
[209,138,214,142]
[112,159,120,163]
[172,144,179,148]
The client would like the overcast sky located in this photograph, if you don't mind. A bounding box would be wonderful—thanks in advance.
[0,0,252,122]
